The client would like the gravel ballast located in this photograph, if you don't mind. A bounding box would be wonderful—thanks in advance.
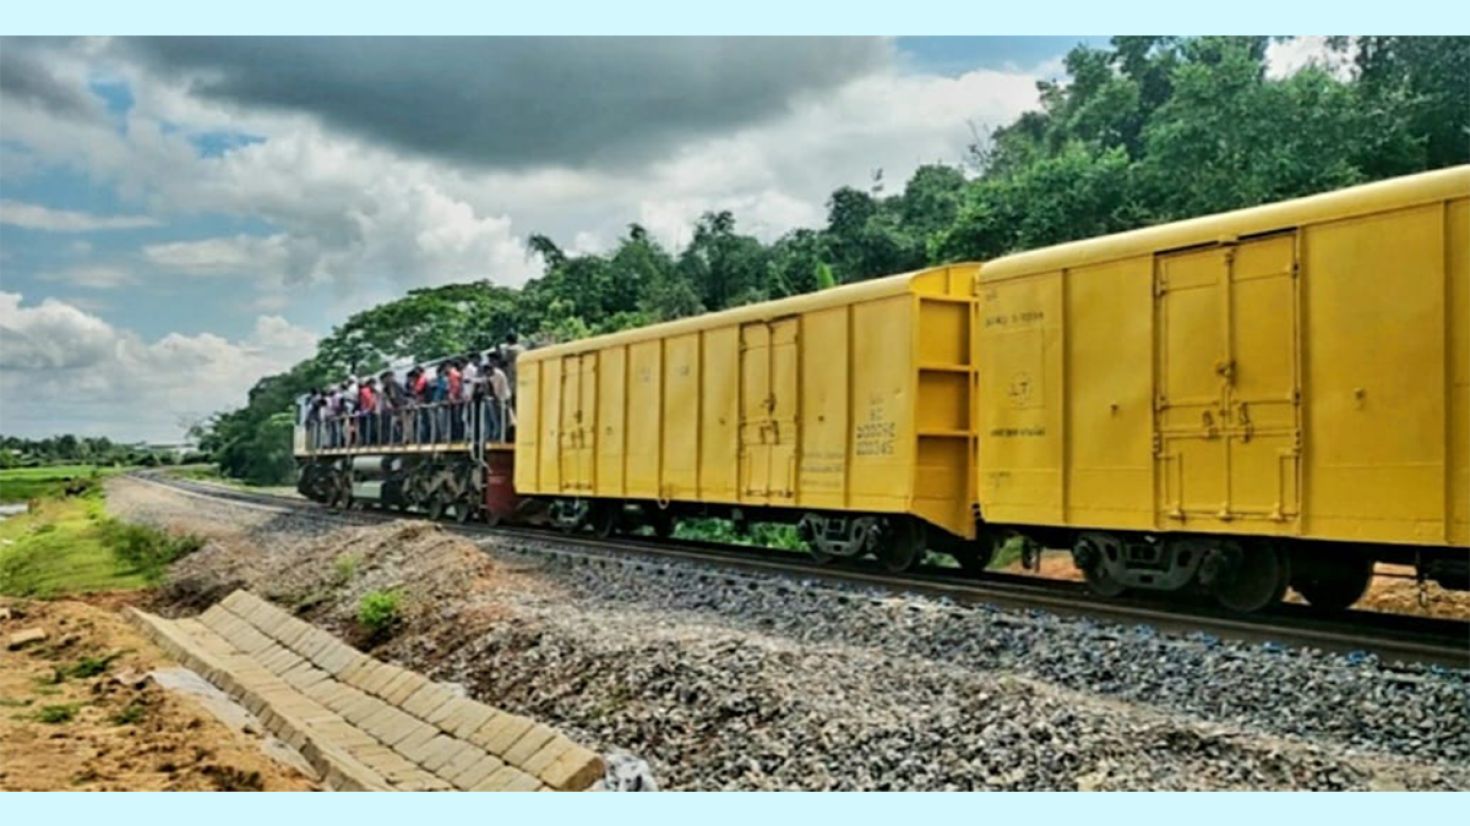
[109,477,1470,790]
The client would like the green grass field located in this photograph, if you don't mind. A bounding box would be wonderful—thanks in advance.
[0,475,202,598]
[0,465,123,504]
[0,493,150,597]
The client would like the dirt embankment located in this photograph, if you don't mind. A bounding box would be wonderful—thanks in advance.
[159,518,540,659]
[0,598,317,791]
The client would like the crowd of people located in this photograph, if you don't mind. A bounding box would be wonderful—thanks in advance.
[302,333,527,449]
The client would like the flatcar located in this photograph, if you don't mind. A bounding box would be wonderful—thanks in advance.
[294,165,1470,612]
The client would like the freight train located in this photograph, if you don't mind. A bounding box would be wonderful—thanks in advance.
[296,166,1470,612]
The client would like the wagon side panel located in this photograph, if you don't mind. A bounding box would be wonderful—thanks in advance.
[698,326,740,503]
[1302,203,1448,543]
[1449,196,1469,547]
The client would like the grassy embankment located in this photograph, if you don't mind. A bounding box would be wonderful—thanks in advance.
[0,465,127,504]
[0,467,202,598]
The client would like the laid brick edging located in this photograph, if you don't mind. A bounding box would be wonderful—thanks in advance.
[128,607,392,790]
[128,589,604,791]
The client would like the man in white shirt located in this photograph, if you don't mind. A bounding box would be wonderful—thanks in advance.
[460,354,480,441]
[501,333,525,405]
[487,354,514,441]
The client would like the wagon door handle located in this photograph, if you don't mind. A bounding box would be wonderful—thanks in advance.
[1236,402,1253,442]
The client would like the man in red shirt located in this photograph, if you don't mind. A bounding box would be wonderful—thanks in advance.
[410,366,430,443]
[446,360,463,440]
[358,379,378,445]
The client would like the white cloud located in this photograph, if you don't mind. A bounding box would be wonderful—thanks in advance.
[0,38,1058,441]
[0,291,317,440]
[2,39,1046,288]
[0,291,117,369]
[0,199,161,231]
[1265,36,1357,81]
[618,66,1040,249]
[143,233,292,277]
[36,264,136,289]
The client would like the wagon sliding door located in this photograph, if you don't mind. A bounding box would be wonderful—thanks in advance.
[557,353,597,493]
[767,318,798,503]
[739,318,799,504]
[1154,232,1302,528]
[558,356,581,492]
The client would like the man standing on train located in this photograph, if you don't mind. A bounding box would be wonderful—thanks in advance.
[381,370,406,445]
[502,332,525,408]
[488,353,514,442]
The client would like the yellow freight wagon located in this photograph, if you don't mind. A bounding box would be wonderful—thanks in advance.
[515,264,986,570]
[976,166,1470,610]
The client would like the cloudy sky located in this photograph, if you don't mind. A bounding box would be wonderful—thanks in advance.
[0,36,1334,442]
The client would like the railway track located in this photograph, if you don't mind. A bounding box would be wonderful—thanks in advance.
[133,472,1470,670]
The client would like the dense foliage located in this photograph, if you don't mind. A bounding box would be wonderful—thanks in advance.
[202,36,1469,484]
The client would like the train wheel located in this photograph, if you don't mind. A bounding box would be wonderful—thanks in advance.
[645,508,674,539]
[1083,565,1126,598]
[1215,542,1291,612]
[591,503,618,538]
[955,530,999,576]
[878,518,925,574]
[796,514,835,564]
[1074,533,1126,597]
[1292,555,1373,612]
[452,497,473,524]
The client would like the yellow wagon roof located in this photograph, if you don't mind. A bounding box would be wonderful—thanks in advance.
[979,165,1470,281]
[522,262,977,361]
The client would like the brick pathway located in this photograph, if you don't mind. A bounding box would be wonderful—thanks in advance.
[130,590,603,791]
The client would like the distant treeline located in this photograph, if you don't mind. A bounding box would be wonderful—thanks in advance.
[0,434,206,469]
[200,36,1470,484]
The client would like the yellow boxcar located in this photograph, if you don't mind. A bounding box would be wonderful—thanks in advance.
[975,166,1469,607]
[515,264,981,546]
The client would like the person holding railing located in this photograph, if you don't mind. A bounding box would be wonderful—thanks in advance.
[502,333,525,411]
[447,359,465,441]
[488,352,513,442]
[381,370,406,445]
[304,389,323,449]
[358,378,378,446]
[430,363,450,442]
[462,353,482,444]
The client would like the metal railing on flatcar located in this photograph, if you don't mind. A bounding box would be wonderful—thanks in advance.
[302,399,512,453]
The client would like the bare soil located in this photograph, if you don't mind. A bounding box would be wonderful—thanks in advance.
[0,597,318,791]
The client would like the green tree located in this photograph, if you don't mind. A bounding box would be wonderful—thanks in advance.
[1349,36,1470,173]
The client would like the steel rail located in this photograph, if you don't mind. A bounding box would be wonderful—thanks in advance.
[133,472,1470,669]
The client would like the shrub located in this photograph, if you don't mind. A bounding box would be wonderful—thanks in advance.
[357,589,402,637]
[69,652,123,679]
[331,553,361,587]
[111,702,147,725]
[100,519,205,581]
[36,703,81,724]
